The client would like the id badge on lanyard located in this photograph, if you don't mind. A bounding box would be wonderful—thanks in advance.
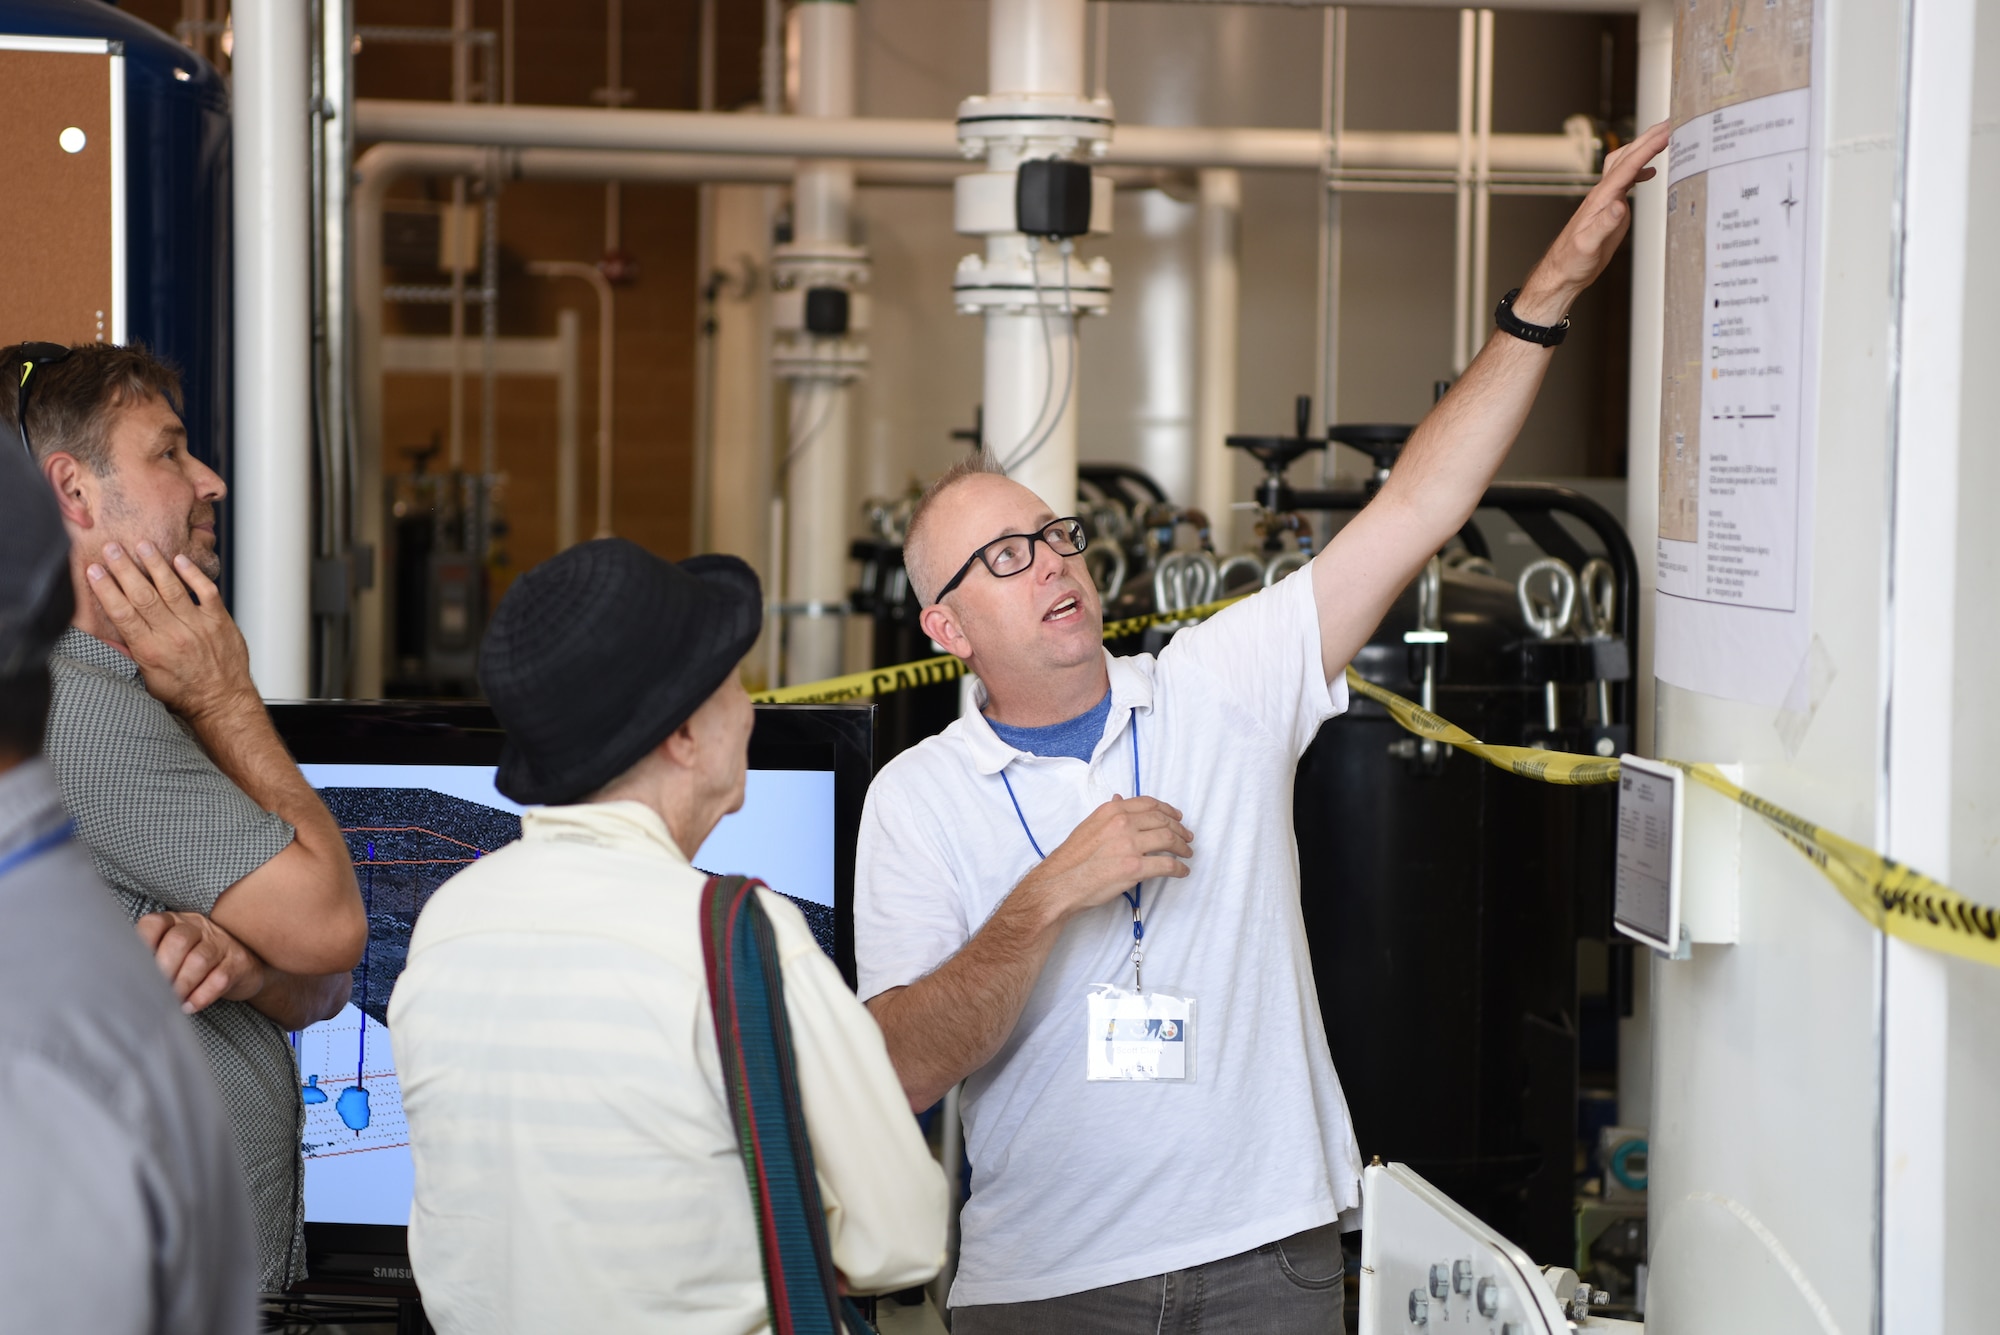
[998,714,1197,1083]
[1086,982,1196,1081]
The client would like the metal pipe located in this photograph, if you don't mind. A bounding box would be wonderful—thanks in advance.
[553,309,581,549]
[527,262,616,540]
[1096,0,1637,10]
[1452,9,1473,373]
[1195,167,1241,542]
[779,1,860,685]
[353,98,1593,175]
[1471,9,1494,363]
[977,0,1092,512]
[233,0,315,697]
[353,142,495,696]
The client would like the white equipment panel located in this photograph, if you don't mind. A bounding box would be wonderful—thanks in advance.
[1360,1162,1642,1334]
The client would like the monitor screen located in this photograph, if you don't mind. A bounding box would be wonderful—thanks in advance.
[267,701,872,1284]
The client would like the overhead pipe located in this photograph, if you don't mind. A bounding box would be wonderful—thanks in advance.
[1102,0,1637,10]
[233,0,315,697]
[352,98,1595,176]
[348,139,1175,692]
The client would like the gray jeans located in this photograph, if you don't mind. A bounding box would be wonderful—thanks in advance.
[950,1223,1348,1335]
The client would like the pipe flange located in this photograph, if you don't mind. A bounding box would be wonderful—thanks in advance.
[956,94,1115,159]
[772,243,870,291]
[772,336,869,384]
[952,252,1112,316]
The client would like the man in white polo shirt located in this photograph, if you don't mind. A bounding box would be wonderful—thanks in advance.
[854,124,1668,1332]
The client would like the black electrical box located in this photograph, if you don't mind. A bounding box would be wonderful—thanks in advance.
[1015,158,1093,238]
[804,286,851,336]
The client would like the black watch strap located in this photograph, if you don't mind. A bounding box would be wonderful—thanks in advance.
[1494,288,1569,347]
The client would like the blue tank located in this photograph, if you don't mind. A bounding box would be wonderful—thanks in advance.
[0,0,232,502]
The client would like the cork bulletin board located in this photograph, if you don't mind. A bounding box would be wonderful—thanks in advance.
[0,40,120,349]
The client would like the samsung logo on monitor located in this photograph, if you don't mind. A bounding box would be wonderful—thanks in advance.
[373,1266,414,1281]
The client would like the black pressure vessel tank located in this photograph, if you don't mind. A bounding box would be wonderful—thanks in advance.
[1295,562,1616,1265]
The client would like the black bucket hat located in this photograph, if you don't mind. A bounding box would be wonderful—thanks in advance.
[479,539,762,805]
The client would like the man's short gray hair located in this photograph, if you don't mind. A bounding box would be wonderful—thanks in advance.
[903,452,1008,607]
[0,342,184,474]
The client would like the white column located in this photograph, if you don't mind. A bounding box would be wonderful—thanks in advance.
[232,0,314,698]
[1880,0,1976,1325]
[777,0,862,685]
[1623,0,1671,760]
[1616,2,1667,1144]
[1194,168,1241,540]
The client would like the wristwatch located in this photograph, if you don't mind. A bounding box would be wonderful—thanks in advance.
[1494,288,1570,347]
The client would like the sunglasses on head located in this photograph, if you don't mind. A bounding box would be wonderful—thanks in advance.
[13,342,74,461]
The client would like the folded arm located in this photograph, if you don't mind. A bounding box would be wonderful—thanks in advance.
[1309,121,1671,681]
[139,910,354,1031]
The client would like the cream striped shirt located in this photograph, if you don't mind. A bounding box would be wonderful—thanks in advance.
[388,799,946,1335]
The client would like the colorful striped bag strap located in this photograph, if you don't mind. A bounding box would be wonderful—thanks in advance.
[700,874,877,1335]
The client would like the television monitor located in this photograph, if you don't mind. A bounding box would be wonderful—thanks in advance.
[266,700,874,1294]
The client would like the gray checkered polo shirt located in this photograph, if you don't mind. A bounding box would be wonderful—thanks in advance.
[46,628,306,1293]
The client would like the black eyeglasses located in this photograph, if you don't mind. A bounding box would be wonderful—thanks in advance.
[933,517,1089,604]
[13,342,74,461]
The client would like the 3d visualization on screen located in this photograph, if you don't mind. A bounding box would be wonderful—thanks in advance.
[290,761,840,1228]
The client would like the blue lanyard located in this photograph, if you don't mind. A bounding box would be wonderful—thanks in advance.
[0,820,75,880]
[999,717,1148,972]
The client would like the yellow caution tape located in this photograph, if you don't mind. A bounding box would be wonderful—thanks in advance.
[1345,668,2000,967]
[752,653,966,705]
[762,593,1998,965]
[750,594,1250,704]
[1667,761,2000,968]
[1340,667,1623,786]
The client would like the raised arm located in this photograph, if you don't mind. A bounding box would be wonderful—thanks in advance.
[1310,121,1670,680]
[87,541,366,977]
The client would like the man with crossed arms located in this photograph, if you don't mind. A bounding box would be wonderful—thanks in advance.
[855,123,1668,1333]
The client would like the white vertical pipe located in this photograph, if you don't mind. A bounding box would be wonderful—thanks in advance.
[782,0,858,685]
[526,261,615,538]
[1619,0,1670,1136]
[554,308,581,550]
[984,0,1088,513]
[1451,9,1475,373]
[353,143,489,699]
[232,0,314,698]
[1880,0,1975,1325]
[1319,8,1346,493]
[1470,9,1494,347]
[1195,168,1241,542]
[991,0,1086,97]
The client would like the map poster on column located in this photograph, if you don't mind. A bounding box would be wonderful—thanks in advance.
[1655,0,1821,709]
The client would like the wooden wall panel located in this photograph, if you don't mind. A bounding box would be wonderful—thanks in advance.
[0,48,115,347]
